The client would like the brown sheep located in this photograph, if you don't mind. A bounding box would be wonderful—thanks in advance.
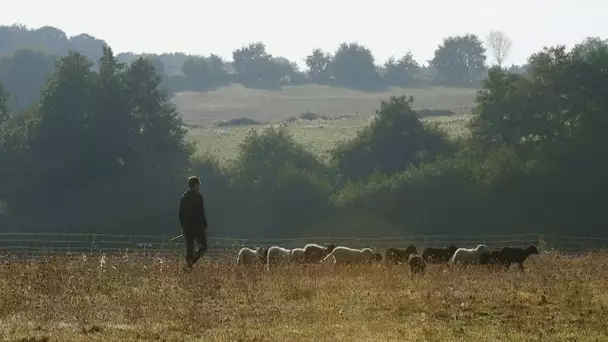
[421,244,458,264]
[498,245,539,271]
[408,254,426,275]
[303,243,336,263]
[385,245,418,265]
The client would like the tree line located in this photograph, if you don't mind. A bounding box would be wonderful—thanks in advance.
[0,37,607,238]
[0,24,537,111]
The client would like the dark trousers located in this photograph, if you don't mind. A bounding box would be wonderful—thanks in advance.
[183,229,207,268]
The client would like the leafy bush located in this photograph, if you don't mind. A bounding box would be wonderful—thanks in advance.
[230,124,332,237]
[216,117,263,127]
[416,108,456,117]
[330,96,456,181]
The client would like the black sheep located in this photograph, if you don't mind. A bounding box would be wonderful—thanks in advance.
[385,245,418,265]
[422,244,458,264]
[303,243,336,263]
[479,251,490,265]
[499,245,539,271]
[488,249,501,264]
[480,249,502,265]
[373,252,383,262]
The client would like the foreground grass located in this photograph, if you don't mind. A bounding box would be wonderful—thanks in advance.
[189,115,473,162]
[1,252,607,341]
[172,84,478,127]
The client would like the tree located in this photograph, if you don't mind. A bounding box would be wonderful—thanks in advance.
[471,43,608,152]
[125,56,193,173]
[571,37,608,61]
[272,56,301,83]
[430,34,487,86]
[469,42,608,235]
[0,82,8,123]
[487,30,512,68]
[181,56,212,90]
[235,125,330,236]
[331,96,455,180]
[383,52,420,86]
[232,42,281,86]
[331,42,379,89]
[0,48,58,110]
[2,46,193,231]
[206,54,226,76]
[0,25,107,62]
[142,55,168,80]
[181,55,228,90]
[304,48,333,82]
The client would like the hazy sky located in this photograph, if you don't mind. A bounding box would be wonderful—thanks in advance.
[2,0,607,68]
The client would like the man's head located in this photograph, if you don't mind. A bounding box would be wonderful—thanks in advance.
[188,176,201,191]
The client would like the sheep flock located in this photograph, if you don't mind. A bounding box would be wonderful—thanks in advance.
[236,242,540,274]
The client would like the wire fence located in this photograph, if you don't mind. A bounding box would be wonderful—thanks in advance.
[1,232,608,259]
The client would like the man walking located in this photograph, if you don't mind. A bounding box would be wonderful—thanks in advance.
[179,176,208,270]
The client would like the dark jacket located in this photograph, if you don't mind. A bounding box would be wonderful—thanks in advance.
[179,188,208,231]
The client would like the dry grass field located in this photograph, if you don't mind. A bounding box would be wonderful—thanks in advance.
[2,252,608,341]
[172,84,478,127]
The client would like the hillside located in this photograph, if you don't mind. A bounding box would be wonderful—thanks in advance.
[171,84,478,127]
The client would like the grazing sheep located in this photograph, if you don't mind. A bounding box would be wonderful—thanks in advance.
[385,245,418,265]
[450,244,488,265]
[303,243,336,263]
[498,245,539,271]
[290,248,306,264]
[237,247,267,265]
[267,246,292,270]
[479,251,490,265]
[422,245,459,264]
[373,252,383,262]
[408,254,426,274]
[323,246,375,265]
[484,249,502,265]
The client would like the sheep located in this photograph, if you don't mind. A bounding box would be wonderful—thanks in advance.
[480,249,502,265]
[373,252,383,262]
[479,251,490,265]
[422,245,459,264]
[266,246,292,270]
[408,254,426,275]
[449,244,488,265]
[498,245,539,271]
[290,248,306,264]
[237,247,267,265]
[322,246,375,265]
[385,245,418,265]
[303,243,336,263]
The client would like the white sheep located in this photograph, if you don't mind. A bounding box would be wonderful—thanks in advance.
[237,247,267,265]
[449,244,489,265]
[322,246,375,265]
[290,248,305,264]
[267,246,292,270]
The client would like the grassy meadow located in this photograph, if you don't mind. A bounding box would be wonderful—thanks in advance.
[173,84,478,162]
[2,252,607,341]
[188,115,473,163]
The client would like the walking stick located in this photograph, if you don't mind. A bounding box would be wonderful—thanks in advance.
[160,233,183,249]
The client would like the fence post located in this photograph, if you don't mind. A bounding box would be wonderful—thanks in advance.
[90,234,96,254]
[538,235,546,252]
